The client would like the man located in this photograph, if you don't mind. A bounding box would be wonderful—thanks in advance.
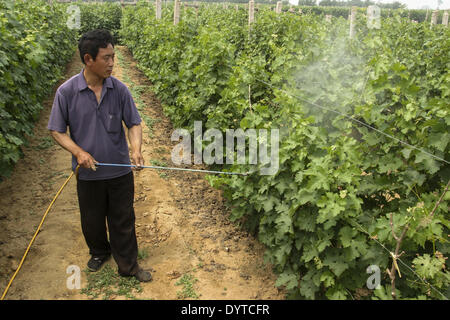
[47,29,151,282]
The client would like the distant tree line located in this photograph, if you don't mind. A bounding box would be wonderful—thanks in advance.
[73,0,410,8]
[297,0,406,9]
[67,0,443,23]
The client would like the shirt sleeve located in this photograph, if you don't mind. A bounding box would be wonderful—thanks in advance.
[121,86,142,129]
[47,89,69,133]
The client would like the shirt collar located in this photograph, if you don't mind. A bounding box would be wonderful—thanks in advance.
[77,68,114,91]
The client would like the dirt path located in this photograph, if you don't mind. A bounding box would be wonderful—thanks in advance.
[0,47,284,300]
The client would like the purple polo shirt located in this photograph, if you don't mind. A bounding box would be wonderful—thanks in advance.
[47,69,142,181]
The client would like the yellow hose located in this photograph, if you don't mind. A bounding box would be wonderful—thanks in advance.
[1,165,80,300]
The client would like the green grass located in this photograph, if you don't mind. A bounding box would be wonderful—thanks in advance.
[141,114,159,138]
[150,159,167,167]
[138,247,149,260]
[154,146,167,154]
[158,172,169,180]
[149,159,169,179]
[80,265,142,300]
[116,49,160,138]
[115,49,129,68]
[175,273,199,299]
[34,137,54,150]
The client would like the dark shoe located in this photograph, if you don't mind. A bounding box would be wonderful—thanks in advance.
[87,254,110,272]
[133,269,152,282]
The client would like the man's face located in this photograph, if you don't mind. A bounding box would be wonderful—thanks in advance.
[85,43,115,79]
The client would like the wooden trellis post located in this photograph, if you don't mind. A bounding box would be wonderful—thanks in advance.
[195,2,199,18]
[430,10,438,28]
[349,6,357,38]
[443,11,449,26]
[156,0,162,20]
[174,0,180,25]
[248,0,255,26]
[275,1,282,14]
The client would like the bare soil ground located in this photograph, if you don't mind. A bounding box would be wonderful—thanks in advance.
[0,47,284,300]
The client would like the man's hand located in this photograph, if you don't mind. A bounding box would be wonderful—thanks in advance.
[131,151,144,170]
[76,150,97,171]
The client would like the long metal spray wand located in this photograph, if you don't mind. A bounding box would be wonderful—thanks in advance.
[95,162,249,176]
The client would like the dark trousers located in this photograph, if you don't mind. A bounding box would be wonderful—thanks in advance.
[76,171,139,276]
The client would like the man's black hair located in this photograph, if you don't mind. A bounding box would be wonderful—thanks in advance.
[78,29,114,64]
